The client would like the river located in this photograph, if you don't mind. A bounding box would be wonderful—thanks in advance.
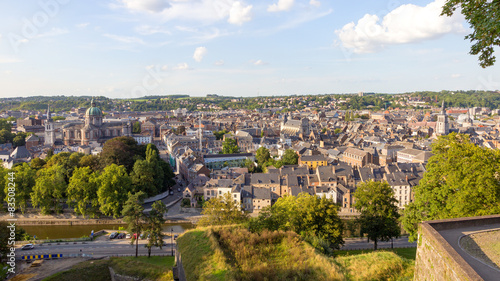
[21,223,195,239]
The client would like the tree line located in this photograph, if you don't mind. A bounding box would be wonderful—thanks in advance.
[0,137,175,218]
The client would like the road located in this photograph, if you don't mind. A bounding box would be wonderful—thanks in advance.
[340,237,416,250]
[16,238,175,259]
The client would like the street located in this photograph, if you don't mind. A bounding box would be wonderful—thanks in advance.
[340,236,417,250]
[16,238,175,259]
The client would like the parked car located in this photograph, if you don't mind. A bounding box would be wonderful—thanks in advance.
[174,235,178,240]
[169,190,174,195]
[117,233,125,239]
[109,232,118,239]
[21,244,34,250]
[139,233,145,239]
[125,233,131,239]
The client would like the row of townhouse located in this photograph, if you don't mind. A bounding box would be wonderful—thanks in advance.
[183,161,425,214]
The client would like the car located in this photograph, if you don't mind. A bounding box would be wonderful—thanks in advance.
[21,244,34,250]
[177,188,181,192]
[117,233,125,239]
[109,232,118,239]
[169,190,174,195]
[139,233,145,239]
[126,233,131,239]
[174,235,178,240]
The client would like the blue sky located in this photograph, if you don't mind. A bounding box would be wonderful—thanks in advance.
[0,0,498,98]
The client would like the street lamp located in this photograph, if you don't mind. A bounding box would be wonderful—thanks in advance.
[171,228,174,256]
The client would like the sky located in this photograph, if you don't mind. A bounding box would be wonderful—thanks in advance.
[0,0,499,99]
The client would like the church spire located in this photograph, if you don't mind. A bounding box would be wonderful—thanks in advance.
[441,100,446,114]
[47,104,51,120]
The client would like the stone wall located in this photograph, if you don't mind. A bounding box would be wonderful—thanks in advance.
[413,215,500,281]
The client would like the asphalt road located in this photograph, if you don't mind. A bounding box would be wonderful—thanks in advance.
[340,236,417,250]
[16,239,175,259]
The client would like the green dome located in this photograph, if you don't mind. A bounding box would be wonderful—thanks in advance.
[86,106,102,116]
[86,98,102,116]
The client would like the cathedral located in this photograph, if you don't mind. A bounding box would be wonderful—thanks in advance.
[61,98,132,146]
[280,113,310,136]
[435,101,450,136]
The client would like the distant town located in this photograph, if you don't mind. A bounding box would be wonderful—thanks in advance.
[2,91,499,216]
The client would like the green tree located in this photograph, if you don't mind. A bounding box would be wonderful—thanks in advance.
[100,137,141,172]
[250,193,344,251]
[221,138,240,154]
[4,164,36,214]
[67,167,100,218]
[31,164,67,214]
[97,164,133,218]
[122,191,147,258]
[0,129,14,144]
[402,133,500,241]
[132,121,141,133]
[198,192,248,226]
[144,200,168,257]
[30,158,46,170]
[282,149,298,165]
[354,181,400,250]
[12,134,26,147]
[130,159,157,196]
[0,167,7,205]
[79,154,100,172]
[334,128,343,134]
[442,0,500,67]
[0,119,12,131]
[214,129,228,140]
[256,147,271,165]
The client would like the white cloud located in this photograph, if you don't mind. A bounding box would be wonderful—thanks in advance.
[103,33,145,44]
[309,0,320,7]
[120,0,170,13]
[451,74,462,78]
[77,23,90,29]
[268,0,294,12]
[254,60,268,66]
[173,62,190,70]
[215,60,224,66]
[228,2,253,25]
[193,47,208,62]
[335,0,465,53]
[135,25,170,35]
[117,0,253,26]
[35,28,69,38]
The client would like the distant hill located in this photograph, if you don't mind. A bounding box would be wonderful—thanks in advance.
[177,226,414,281]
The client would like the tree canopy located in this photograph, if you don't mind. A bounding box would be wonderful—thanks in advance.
[354,181,400,250]
[282,149,299,165]
[221,137,240,154]
[250,193,344,252]
[442,0,500,67]
[198,192,248,226]
[97,164,133,218]
[402,133,500,241]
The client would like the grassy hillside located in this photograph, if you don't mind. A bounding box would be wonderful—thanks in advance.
[177,227,414,281]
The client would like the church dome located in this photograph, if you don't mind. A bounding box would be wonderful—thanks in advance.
[86,98,103,116]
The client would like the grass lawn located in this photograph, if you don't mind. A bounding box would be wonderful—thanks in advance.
[334,247,417,260]
[42,256,174,281]
[42,260,110,281]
